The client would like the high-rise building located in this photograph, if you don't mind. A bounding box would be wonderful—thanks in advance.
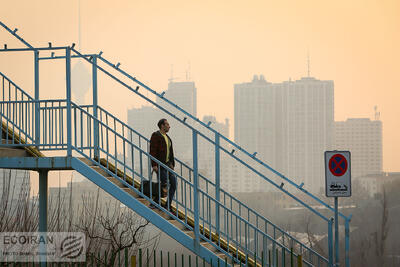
[156,81,197,161]
[127,106,162,141]
[234,75,334,193]
[157,81,197,117]
[127,81,197,162]
[198,115,229,179]
[334,118,382,178]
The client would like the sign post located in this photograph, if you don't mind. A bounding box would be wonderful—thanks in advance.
[325,151,351,267]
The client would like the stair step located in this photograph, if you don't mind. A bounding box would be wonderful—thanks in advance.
[184,230,195,239]
[153,208,173,220]
[136,198,148,205]
[91,166,109,176]
[2,139,18,144]
[106,176,128,188]
[0,147,30,157]
[201,241,219,252]
[215,252,229,261]
[122,188,141,198]
[77,157,96,166]
[169,219,188,231]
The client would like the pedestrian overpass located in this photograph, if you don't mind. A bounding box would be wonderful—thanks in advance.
[0,21,351,266]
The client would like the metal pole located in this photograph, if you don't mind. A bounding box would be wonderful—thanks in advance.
[328,218,334,267]
[193,130,200,247]
[38,169,48,231]
[92,55,99,158]
[215,132,220,237]
[335,197,339,266]
[34,50,40,146]
[345,218,350,267]
[38,169,48,266]
[66,47,72,156]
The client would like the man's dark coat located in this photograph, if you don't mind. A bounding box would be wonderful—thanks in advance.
[150,131,175,168]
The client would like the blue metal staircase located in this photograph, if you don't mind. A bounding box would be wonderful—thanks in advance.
[0,21,351,266]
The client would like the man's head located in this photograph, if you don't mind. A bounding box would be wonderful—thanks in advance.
[157,118,170,133]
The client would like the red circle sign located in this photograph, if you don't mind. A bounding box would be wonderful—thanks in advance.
[329,154,348,176]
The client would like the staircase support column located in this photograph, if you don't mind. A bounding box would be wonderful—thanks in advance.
[215,133,220,238]
[38,169,48,267]
[192,130,200,247]
[66,47,72,156]
[92,55,99,159]
[34,50,40,146]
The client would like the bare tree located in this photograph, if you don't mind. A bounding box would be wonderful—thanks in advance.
[374,187,389,266]
[0,169,38,232]
[0,170,160,266]
[75,188,160,266]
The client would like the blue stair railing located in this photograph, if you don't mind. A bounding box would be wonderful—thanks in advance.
[0,21,352,266]
[0,75,327,266]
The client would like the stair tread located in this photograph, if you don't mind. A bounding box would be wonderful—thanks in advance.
[77,157,96,166]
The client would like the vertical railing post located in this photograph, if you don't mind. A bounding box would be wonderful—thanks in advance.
[66,47,72,156]
[193,130,200,246]
[38,169,48,267]
[34,50,40,146]
[345,218,350,267]
[92,55,99,158]
[328,218,334,267]
[215,132,220,238]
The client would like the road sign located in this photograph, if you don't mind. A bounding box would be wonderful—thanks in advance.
[325,151,351,197]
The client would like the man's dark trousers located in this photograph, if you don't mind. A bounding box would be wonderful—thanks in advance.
[154,164,177,208]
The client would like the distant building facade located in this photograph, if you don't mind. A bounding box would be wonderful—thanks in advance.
[355,172,399,197]
[0,169,30,201]
[234,75,334,193]
[156,81,197,161]
[156,81,197,117]
[334,118,382,178]
[127,106,162,142]
[197,115,229,182]
[127,81,197,163]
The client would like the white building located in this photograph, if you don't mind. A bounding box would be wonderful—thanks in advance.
[155,81,197,161]
[157,81,197,117]
[355,172,399,197]
[127,106,162,142]
[334,118,382,178]
[234,75,334,193]
[198,115,229,177]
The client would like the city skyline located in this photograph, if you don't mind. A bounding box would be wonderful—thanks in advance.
[0,1,398,198]
[0,2,398,265]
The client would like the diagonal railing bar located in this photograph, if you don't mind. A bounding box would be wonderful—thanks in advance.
[0,21,33,49]
[0,72,33,101]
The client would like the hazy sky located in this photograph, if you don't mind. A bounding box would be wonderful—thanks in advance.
[1,0,399,178]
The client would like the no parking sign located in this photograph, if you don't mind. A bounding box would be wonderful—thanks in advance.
[325,151,351,197]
